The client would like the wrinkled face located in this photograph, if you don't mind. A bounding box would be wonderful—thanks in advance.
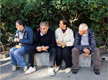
[16,23,24,31]
[79,28,87,35]
[59,21,66,29]
[40,25,48,35]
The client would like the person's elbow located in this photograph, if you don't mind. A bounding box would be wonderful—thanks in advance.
[29,39,33,44]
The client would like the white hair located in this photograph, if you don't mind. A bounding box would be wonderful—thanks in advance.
[79,23,88,31]
[40,21,49,27]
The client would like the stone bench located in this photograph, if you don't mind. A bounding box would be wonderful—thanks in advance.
[24,52,92,67]
[79,53,91,67]
[24,52,65,67]
[100,53,108,61]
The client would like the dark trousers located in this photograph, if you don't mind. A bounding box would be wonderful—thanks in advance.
[72,46,101,69]
[56,46,72,68]
[28,47,56,67]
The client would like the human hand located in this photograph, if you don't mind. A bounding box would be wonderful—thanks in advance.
[83,48,90,54]
[60,42,66,48]
[56,39,61,44]
[15,38,20,42]
[41,46,48,51]
[83,53,89,58]
[37,46,42,52]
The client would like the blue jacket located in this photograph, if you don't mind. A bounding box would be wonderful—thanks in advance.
[73,29,96,52]
[15,25,33,51]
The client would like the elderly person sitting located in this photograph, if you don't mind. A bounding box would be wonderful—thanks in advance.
[54,19,74,73]
[72,23,101,75]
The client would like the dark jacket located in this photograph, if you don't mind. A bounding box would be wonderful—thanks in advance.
[15,25,33,51]
[35,28,56,49]
[73,29,96,52]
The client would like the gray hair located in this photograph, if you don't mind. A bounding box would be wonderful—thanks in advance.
[40,21,49,27]
[79,23,88,31]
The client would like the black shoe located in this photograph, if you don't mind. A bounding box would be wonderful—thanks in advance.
[72,69,78,74]
[93,68,100,75]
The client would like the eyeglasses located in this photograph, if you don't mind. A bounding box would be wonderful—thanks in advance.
[59,24,64,26]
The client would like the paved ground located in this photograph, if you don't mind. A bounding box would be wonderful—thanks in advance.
[0,57,108,80]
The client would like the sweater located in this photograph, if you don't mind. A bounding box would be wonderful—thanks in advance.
[35,28,56,49]
[55,27,74,47]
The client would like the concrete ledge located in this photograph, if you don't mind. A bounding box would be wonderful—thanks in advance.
[24,53,92,67]
[35,52,49,66]
[79,53,91,67]
[100,53,108,61]
[24,52,65,67]
[0,53,9,59]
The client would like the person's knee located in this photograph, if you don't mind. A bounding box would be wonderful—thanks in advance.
[49,48,56,57]
[93,48,100,55]
[63,52,71,57]
[56,47,62,54]
[62,48,70,55]
[62,48,71,57]
[95,48,99,52]
[72,48,78,53]
[14,50,21,56]
[10,48,15,53]
[63,48,69,53]
[50,47,56,53]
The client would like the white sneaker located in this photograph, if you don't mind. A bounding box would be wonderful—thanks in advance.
[12,65,17,71]
[64,68,72,73]
[54,66,60,72]
[25,67,36,75]
[23,66,28,72]
[48,68,55,76]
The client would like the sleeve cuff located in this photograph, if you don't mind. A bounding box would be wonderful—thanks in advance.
[19,39,22,43]
[88,47,92,51]
[81,47,84,51]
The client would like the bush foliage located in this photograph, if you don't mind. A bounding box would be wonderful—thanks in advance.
[1,0,108,47]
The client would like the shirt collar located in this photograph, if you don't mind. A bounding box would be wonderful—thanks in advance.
[82,32,88,36]
[40,29,49,36]
[19,27,25,33]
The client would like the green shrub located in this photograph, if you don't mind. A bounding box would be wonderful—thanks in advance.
[1,0,108,47]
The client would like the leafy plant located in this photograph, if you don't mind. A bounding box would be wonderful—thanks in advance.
[1,0,108,48]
